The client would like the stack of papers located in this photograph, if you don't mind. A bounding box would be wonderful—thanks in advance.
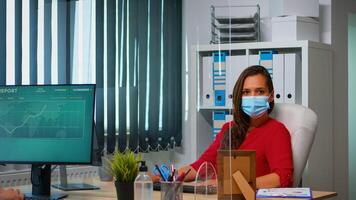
[256,188,312,199]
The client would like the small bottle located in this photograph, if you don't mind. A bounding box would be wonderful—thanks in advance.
[134,161,153,200]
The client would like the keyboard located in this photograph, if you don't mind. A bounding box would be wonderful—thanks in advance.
[25,197,51,200]
[24,193,67,200]
[153,182,217,194]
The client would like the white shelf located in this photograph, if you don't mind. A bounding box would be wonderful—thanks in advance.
[192,40,331,52]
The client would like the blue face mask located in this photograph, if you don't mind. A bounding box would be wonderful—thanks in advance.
[241,96,270,118]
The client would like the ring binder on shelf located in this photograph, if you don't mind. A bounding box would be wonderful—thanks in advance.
[202,56,214,107]
[212,111,227,139]
[226,55,247,108]
[213,52,227,107]
[272,54,285,103]
[284,53,301,104]
[259,50,276,78]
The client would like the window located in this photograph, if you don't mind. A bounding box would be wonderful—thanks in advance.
[0,0,182,156]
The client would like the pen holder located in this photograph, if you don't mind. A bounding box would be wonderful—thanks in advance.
[160,181,183,200]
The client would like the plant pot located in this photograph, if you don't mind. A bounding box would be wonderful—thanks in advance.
[114,181,134,200]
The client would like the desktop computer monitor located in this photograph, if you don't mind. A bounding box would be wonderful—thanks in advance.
[0,84,95,199]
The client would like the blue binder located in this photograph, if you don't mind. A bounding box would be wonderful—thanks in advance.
[259,50,277,78]
[213,52,226,106]
[212,111,227,139]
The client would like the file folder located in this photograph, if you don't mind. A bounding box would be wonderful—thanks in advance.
[226,55,247,108]
[212,112,233,140]
[202,56,214,107]
[213,111,227,139]
[213,52,227,106]
[259,50,277,79]
[271,54,284,103]
[284,53,301,104]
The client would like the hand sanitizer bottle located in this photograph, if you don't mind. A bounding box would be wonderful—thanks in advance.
[134,161,153,200]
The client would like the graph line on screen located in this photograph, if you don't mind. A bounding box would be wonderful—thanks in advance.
[0,105,47,136]
[0,100,85,139]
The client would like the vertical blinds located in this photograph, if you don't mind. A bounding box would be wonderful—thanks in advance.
[0,0,182,155]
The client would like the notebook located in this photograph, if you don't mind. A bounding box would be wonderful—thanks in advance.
[256,188,312,199]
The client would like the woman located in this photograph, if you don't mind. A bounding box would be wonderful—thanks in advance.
[178,65,293,188]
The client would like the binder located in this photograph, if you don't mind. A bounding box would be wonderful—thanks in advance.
[284,53,301,103]
[212,112,233,140]
[259,50,276,79]
[226,55,247,108]
[202,56,214,107]
[213,52,226,106]
[271,54,284,103]
[212,111,227,139]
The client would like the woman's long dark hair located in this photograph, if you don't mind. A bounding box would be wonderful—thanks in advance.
[220,65,275,150]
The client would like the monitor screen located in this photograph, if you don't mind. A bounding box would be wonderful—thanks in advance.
[0,84,95,164]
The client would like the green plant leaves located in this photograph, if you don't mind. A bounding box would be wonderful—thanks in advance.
[109,151,142,183]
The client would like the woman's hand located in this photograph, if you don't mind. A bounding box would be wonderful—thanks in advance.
[147,172,161,183]
[177,165,197,182]
[256,173,281,189]
[0,188,24,200]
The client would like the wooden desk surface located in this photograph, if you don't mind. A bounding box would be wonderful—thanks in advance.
[17,180,337,200]
[50,181,336,200]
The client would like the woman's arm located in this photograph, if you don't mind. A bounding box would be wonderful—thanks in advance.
[151,123,231,183]
[264,123,294,187]
[256,172,281,189]
[180,167,281,187]
[0,188,24,200]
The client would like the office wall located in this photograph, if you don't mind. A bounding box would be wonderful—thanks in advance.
[348,13,356,200]
[332,0,356,200]
[320,0,332,44]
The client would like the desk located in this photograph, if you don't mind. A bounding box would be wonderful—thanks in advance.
[35,181,335,200]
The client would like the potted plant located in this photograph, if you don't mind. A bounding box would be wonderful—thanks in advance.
[109,151,141,200]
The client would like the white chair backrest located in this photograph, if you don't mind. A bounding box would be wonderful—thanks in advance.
[271,103,318,187]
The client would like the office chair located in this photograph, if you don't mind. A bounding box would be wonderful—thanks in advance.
[271,103,318,187]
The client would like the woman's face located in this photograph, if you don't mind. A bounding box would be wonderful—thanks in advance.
[242,74,273,101]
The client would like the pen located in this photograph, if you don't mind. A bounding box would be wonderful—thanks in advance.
[170,164,174,174]
[155,164,167,181]
[167,169,176,182]
[172,169,176,181]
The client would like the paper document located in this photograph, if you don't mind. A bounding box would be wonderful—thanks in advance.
[256,188,312,198]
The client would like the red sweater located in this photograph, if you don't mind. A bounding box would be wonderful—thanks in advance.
[190,118,293,187]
